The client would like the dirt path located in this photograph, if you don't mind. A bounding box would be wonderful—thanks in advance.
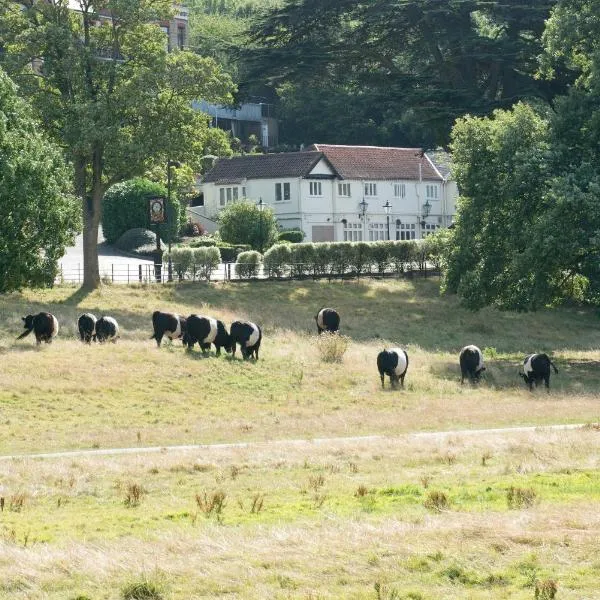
[0,423,587,462]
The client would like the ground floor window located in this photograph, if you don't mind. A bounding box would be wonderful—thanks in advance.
[343,221,363,241]
[396,223,416,240]
[219,186,242,207]
[368,222,386,241]
[422,223,440,237]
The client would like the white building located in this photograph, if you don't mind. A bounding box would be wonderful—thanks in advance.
[193,144,458,242]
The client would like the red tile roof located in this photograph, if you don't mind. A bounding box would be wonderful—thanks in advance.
[306,144,442,181]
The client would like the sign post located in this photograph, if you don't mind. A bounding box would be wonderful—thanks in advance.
[149,197,166,282]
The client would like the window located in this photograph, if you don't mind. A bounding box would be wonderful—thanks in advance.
[394,183,406,198]
[275,182,291,202]
[422,223,440,237]
[177,26,185,50]
[396,222,416,240]
[309,181,322,196]
[425,184,439,200]
[364,182,377,197]
[343,221,363,241]
[368,222,386,241]
[338,183,351,196]
[218,186,242,206]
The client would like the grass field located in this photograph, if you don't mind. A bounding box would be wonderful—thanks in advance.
[0,278,599,598]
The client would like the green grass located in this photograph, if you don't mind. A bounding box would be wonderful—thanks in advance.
[0,278,599,598]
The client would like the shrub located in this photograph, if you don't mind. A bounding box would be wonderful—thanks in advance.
[278,228,305,243]
[219,201,278,250]
[289,242,315,277]
[102,178,181,244]
[121,578,163,600]
[235,250,262,278]
[263,243,292,278]
[535,579,558,600]
[349,242,373,275]
[114,228,163,255]
[181,220,205,237]
[188,237,217,248]
[328,242,352,275]
[124,483,144,507]
[167,247,194,280]
[218,243,251,263]
[192,246,221,281]
[507,486,537,509]
[423,490,449,511]
[389,240,417,274]
[316,332,350,363]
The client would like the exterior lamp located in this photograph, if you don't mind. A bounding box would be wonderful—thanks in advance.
[421,199,432,228]
[358,199,368,221]
[166,160,181,282]
[383,199,392,241]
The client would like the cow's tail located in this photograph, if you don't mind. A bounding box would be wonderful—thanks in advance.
[550,360,558,374]
[16,329,31,340]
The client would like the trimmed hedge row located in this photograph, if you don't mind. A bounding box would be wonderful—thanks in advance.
[188,239,251,262]
[260,240,436,278]
[166,247,221,281]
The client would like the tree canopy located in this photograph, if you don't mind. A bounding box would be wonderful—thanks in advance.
[218,201,278,251]
[0,0,235,288]
[0,67,80,292]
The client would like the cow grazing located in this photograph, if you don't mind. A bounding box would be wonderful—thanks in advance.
[95,316,119,343]
[230,321,262,360]
[377,348,409,389]
[151,311,187,347]
[78,313,97,344]
[459,345,485,384]
[520,353,559,392]
[183,314,231,356]
[315,308,340,334]
[17,312,59,345]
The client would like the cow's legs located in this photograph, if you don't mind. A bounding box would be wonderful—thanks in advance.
[156,332,163,347]
[215,345,221,357]
[544,375,550,392]
[400,374,405,388]
[380,373,385,388]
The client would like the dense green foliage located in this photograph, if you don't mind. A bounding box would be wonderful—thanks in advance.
[0,0,234,288]
[114,228,164,256]
[167,246,222,281]
[443,0,600,309]
[0,68,80,292]
[218,201,279,251]
[235,250,262,277]
[102,179,181,245]
[278,228,305,243]
[241,0,568,147]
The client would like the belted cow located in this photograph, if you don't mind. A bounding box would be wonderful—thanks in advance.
[315,308,340,334]
[183,315,231,356]
[78,313,97,343]
[17,312,59,345]
[151,311,187,347]
[230,321,262,360]
[377,347,409,389]
[459,345,485,384]
[520,353,558,392]
[95,316,119,343]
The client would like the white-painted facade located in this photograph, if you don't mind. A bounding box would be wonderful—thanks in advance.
[194,150,458,242]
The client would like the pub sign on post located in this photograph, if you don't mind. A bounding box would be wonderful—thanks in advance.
[149,197,167,224]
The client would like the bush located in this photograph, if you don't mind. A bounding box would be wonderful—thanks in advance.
[423,490,449,511]
[167,246,221,281]
[506,486,537,509]
[290,243,315,277]
[219,201,278,251]
[278,228,305,243]
[316,332,350,363]
[188,237,217,248]
[389,241,418,274]
[168,247,194,280]
[371,241,391,274]
[235,250,262,278]
[263,243,292,278]
[114,228,164,257]
[349,242,373,275]
[102,178,182,244]
[181,221,205,237]
[218,243,251,263]
[121,578,164,600]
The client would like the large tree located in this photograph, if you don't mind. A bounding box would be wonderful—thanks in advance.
[241,0,567,147]
[0,0,234,289]
[0,67,79,292]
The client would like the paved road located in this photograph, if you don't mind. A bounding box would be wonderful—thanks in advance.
[0,423,586,462]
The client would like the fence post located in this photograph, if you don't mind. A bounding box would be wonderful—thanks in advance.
[127,264,130,284]
[111,264,114,283]
[139,264,142,283]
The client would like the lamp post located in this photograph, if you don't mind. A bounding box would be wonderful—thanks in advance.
[358,199,368,240]
[166,160,181,282]
[257,197,265,253]
[420,199,432,229]
[383,199,392,241]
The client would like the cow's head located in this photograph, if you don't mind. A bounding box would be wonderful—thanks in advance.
[222,333,233,354]
[22,315,34,330]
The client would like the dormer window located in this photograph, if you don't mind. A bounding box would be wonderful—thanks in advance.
[309,181,322,196]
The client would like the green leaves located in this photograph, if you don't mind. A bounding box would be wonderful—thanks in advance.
[218,201,279,251]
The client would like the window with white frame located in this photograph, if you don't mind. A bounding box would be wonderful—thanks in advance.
[364,182,377,197]
[394,183,406,198]
[275,182,291,202]
[219,186,242,206]
[425,184,439,200]
[396,222,416,240]
[368,222,386,241]
[309,181,322,196]
[343,221,363,241]
[422,223,440,237]
[338,182,351,196]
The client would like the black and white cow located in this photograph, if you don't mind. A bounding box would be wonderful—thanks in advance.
[315,307,340,334]
[95,316,119,343]
[151,311,187,347]
[230,321,262,360]
[78,313,97,344]
[377,347,409,389]
[17,312,59,345]
[183,314,231,356]
[520,353,558,392]
[459,345,485,384]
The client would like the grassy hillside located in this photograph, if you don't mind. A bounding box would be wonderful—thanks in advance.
[1,279,599,598]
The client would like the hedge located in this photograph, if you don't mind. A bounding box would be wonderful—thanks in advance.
[166,246,221,281]
[278,229,305,244]
[263,243,292,278]
[235,250,262,278]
